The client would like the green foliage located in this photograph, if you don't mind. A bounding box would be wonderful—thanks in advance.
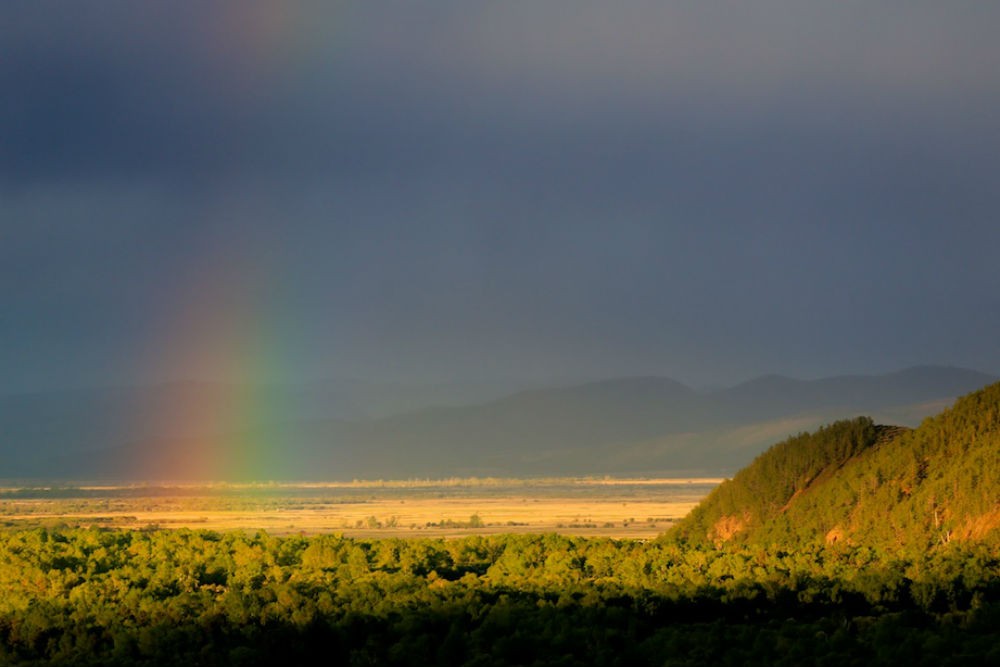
[670,417,881,546]
[0,384,998,664]
[0,527,996,665]
[669,382,1000,551]
[807,381,1000,551]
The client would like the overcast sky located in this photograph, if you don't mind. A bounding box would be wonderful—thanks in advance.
[3,2,1000,392]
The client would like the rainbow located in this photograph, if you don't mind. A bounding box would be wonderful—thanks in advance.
[128,4,357,480]
[136,195,302,481]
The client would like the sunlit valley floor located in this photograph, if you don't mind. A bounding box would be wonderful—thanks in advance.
[0,478,718,539]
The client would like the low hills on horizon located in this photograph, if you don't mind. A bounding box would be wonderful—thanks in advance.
[1,364,996,481]
[668,380,1000,550]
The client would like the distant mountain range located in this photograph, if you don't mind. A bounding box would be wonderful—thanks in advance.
[2,366,995,481]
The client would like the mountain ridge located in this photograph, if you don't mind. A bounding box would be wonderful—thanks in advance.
[3,365,996,481]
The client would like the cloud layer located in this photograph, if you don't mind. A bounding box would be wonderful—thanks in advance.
[3,2,1000,390]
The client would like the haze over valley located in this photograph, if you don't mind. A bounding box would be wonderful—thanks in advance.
[3,365,993,481]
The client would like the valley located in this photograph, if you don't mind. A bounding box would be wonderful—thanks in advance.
[0,477,719,538]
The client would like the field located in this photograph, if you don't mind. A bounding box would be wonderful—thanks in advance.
[0,477,719,539]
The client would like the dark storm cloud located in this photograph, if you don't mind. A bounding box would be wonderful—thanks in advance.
[5,2,999,184]
[3,2,1000,389]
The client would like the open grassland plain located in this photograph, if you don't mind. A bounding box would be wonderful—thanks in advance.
[0,477,720,538]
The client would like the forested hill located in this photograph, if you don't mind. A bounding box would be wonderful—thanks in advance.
[668,382,1000,551]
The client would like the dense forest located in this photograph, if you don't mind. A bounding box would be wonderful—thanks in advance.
[0,528,997,666]
[0,383,998,665]
[670,382,1000,550]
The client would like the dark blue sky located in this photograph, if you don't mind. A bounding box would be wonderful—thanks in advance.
[3,2,999,391]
